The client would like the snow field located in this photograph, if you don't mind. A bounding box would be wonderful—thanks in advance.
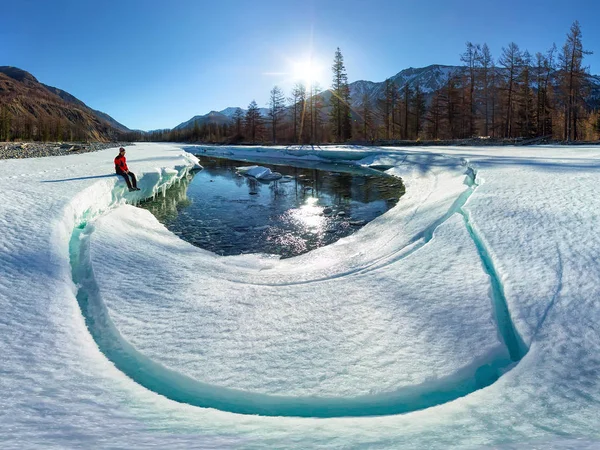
[1,143,600,448]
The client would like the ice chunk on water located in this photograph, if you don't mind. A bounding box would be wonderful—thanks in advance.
[237,165,282,181]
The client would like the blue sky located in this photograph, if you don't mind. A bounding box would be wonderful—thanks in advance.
[2,0,599,131]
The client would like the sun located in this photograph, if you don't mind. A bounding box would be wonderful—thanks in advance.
[291,59,323,87]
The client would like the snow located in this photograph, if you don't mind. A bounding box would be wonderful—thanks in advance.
[1,142,600,447]
[236,165,283,181]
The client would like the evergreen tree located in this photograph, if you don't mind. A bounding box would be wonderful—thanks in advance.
[330,47,352,141]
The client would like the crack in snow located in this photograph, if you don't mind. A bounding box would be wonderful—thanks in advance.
[64,157,528,418]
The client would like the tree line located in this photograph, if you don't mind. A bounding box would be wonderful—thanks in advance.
[0,106,95,142]
[4,21,596,144]
[145,20,597,145]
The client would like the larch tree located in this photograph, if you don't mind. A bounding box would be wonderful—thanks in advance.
[517,50,535,138]
[559,20,592,141]
[359,93,373,141]
[244,100,262,144]
[232,107,244,137]
[412,81,426,139]
[310,83,324,143]
[499,42,523,138]
[330,47,352,141]
[460,42,481,137]
[476,44,494,137]
[291,82,306,142]
[268,86,286,143]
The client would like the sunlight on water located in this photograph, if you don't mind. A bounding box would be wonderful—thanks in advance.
[139,156,405,258]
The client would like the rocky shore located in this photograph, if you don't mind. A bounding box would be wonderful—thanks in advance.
[0,142,133,160]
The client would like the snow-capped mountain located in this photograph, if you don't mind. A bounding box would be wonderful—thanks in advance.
[219,106,270,118]
[173,111,232,130]
[174,107,270,130]
[349,65,463,107]
[174,64,600,130]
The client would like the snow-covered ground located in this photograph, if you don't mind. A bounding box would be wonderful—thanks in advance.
[1,143,600,448]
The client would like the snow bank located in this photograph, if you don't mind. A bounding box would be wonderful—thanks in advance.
[2,143,600,448]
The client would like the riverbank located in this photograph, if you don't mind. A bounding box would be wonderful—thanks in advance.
[0,142,133,159]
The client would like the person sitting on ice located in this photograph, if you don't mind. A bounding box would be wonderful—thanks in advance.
[114,147,140,191]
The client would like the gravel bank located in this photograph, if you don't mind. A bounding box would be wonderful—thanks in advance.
[0,142,134,160]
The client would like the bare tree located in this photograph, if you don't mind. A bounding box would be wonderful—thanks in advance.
[244,100,262,144]
[461,42,481,136]
[268,86,286,143]
[559,20,592,140]
[476,44,494,136]
[499,42,523,138]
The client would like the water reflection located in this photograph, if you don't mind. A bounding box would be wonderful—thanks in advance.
[138,156,405,258]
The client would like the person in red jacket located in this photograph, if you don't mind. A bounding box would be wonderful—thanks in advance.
[115,147,140,191]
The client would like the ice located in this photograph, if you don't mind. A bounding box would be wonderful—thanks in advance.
[236,164,283,180]
[89,207,507,403]
[1,142,600,447]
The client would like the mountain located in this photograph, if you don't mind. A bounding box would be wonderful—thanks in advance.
[219,107,242,118]
[0,66,130,141]
[174,65,468,131]
[174,63,600,133]
[173,106,270,131]
[348,65,461,107]
[173,110,232,130]
[219,106,270,118]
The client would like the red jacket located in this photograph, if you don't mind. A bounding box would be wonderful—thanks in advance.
[115,154,129,172]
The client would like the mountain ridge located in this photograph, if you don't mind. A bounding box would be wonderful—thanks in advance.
[0,66,130,141]
[172,63,600,131]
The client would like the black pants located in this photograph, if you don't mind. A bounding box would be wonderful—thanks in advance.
[116,169,137,189]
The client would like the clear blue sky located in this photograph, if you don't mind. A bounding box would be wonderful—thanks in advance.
[2,0,599,131]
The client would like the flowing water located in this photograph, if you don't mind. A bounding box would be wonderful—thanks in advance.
[139,156,405,258]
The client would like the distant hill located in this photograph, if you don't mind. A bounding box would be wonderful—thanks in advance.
[0,66,130,141]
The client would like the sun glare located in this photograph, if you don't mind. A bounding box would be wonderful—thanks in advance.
[292,59,323,87]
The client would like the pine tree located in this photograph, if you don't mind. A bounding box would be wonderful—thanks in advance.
[330,47,352,141]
